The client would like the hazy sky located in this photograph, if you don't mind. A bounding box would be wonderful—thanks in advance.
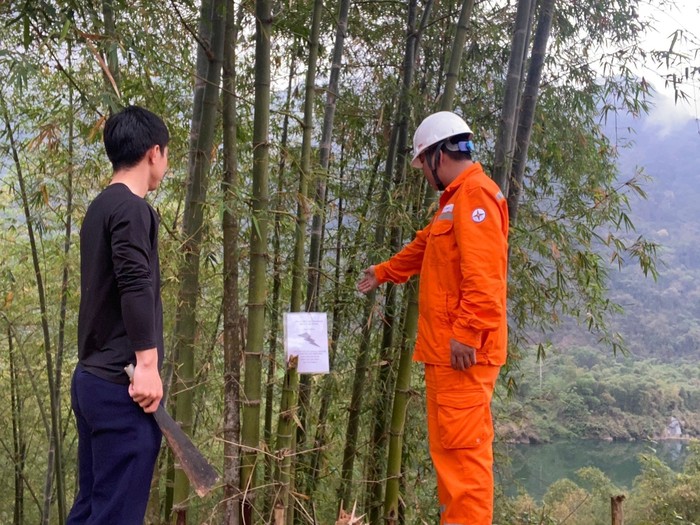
[637,0,700,131]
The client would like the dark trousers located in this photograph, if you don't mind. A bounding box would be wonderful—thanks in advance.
[67,364,162,525]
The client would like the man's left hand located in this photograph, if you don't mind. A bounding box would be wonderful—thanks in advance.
[450,338,477,370]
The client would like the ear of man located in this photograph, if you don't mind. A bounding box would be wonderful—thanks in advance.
[147,144,163,164]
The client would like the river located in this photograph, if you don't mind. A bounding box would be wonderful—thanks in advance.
[495,439,691,501]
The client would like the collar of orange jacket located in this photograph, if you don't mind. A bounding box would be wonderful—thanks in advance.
[440,162,482,203]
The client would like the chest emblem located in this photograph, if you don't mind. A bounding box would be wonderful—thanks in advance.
[472,208,486,223]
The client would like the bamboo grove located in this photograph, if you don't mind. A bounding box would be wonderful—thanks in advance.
[0,0,693,523]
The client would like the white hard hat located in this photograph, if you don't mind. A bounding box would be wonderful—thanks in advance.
[411,111,473,168]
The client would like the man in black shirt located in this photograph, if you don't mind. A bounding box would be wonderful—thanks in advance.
[67,106,169,525]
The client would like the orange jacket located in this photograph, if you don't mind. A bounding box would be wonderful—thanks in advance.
[374,162,509,366]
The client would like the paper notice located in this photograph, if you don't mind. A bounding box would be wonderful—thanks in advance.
[283,312,330,374]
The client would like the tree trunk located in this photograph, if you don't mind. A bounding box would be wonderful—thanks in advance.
[365,1,421,520]
[383,279,419,524]
[291,0,322,314]
[297,0,351,480]
[274,0,323,521]
[511,0,536,151]
[427,0,449,103]
[304,0,351,313]
[2,102,66,525]
[508,0,556,224]
[440,0,475,110]
[101,0,121,104]
[55,50,75,479]
[337,298,374,509]
[9,324,26,525]
[368,0,437,519]
[264,44,296,518]
[305,145,383,499]
[171,0,226,520]
[222,0,244,522]
[240,0,273,521]
[272,355,300,523]
[492,0,535,194]
[338,3,423,509]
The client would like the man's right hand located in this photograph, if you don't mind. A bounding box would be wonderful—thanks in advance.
[357,265,380,294]
[130,349,163,413]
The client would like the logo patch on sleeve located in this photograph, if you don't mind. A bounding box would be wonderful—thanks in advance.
[442,204,454,213]
[471,208,486,223]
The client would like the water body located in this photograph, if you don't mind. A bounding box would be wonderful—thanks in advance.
[495,440,690,501]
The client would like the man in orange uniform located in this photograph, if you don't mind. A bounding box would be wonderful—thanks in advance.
[358,111,508,524]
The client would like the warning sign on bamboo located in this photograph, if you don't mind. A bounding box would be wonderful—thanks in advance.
[283,312,330,374]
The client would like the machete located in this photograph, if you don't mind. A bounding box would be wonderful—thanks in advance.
[124,364,219,497]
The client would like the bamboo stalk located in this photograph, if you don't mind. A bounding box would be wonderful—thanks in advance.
[222,0,244,522]
[508,0,556,225]
[2,100,66,525]
[492,0,536,193]
[171,0,226,518]
[240,0,273,521]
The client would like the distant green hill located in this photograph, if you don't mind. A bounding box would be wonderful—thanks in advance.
[496,346,700,442]
[610,113,700,360]
[543,110,700,361]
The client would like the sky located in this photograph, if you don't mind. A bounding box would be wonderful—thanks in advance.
[636,0,700,133]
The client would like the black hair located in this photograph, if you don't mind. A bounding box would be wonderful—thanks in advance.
[103,105,169,171]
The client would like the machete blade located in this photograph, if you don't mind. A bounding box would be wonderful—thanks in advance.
[125,364,219,497]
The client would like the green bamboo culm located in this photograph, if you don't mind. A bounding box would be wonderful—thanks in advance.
[170,0,226,520]
[364,0,422,520]
[222,0,245,522]
[299,0,352,506]
[274,0,324,522]
[383,279,419,523]
[272,356,300,523]
[492,0,536,194]
[508,0,556,225]
[240,0,273,522]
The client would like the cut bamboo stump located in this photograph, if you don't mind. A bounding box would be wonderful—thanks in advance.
[611,494,625,525]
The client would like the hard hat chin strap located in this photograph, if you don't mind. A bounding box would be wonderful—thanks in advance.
[426,142,446,191]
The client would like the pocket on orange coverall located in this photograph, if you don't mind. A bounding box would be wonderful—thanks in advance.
[436,390,490,449]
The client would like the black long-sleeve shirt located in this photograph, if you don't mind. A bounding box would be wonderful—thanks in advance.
[78,183,164,384]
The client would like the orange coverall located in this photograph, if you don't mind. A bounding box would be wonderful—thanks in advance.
[374,162,508,524]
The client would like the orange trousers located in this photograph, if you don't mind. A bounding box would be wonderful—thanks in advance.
[425,363,501,525]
